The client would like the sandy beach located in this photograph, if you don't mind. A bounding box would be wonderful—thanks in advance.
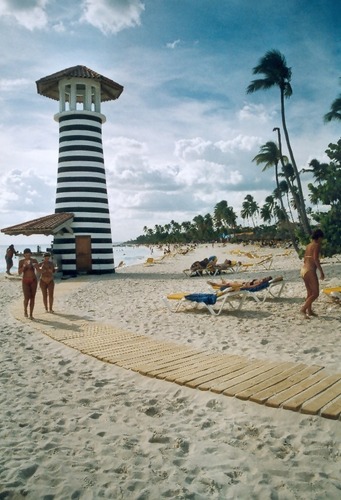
[0,243,340,499]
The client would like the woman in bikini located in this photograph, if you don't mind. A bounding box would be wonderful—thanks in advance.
[18,248,39,319]
[38,253,56,313]
[300,229,325,319]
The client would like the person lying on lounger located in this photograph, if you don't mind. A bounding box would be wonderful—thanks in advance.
[190,258,209,275]
[208,276,275,291]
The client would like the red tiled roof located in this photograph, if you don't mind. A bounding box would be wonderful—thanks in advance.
[1,213,74,236]
[36,65,124,102]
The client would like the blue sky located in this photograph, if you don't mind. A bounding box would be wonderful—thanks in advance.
[0,0,340,245]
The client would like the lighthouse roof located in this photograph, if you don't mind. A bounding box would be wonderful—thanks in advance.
[36,65,124,102]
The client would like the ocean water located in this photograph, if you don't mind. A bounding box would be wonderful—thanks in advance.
[0,244,158,274]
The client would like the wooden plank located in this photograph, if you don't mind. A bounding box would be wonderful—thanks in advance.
[92,337,157,353]
[106,342,184,363]
[115,346,200,369]
[320,397,341,420]
[79,337,153,355]
[283,374,341,412]
[146,352,221,377]
[93,342,175,363]
[111,340,175,358]
[196,358,252,392]
[106,349,201,369]
[47,329,88,341]
[120,344,185,365]
[131,348,201,374]
[300,379,341,415]
[150,353,217,379]
[266,371,328,408]
[133,352,233,375]
[234,362,297,400]
[139,353,241,375]
[185,357,248,389]
[170,357,243,385]
[249,365,323,404]
[117,348,200,373]
[223,362,283,397]
[164,355,234,383]
[64,333,137,349]
[210,361,271,394]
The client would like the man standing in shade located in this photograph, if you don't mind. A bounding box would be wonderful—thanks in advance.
[5,244,18,275]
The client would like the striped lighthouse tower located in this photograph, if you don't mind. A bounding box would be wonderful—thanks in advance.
[36,66,123,274]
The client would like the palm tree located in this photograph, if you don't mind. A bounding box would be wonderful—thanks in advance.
[252,140,287,193]
[214,200,237,235]
[260,203,273,225]
[241,194,259,227]
[324,79,341,122]
[247,50,310,236]
[193,215,206,240]
[277,180,295,223]
[252,140,298,250]
[324,96,341,122]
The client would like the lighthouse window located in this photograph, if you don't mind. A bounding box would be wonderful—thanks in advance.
[76,84,86,110]
[91,86,96,111]
[64,84,71,111]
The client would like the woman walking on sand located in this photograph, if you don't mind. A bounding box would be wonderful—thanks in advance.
[38,252,56,313]
[300,229,325,319]
[18,248,39,319]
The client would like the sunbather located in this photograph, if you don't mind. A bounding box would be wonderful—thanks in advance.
[190,258,209,275]
[208,276,274,291]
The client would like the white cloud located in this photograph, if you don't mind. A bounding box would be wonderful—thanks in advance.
[0,0,145,34]
[174,136,261,163]
[0,0,48,30]
[80,0,145,35]
[52,20,65,32]
[166,39,180,49]
[0,169,55,213]
[0,78,30,91]
[238,103,277,123]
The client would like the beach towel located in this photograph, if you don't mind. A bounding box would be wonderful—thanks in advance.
[184,293,218,305]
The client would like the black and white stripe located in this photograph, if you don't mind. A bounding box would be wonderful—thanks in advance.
[53,111,114,273]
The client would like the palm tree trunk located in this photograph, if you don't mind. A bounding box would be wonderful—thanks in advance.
[280,91,311,236]
[273,128,300,253]
[275,161,299,253]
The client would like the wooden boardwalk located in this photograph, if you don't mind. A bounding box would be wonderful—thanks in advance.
[11,297,341,421]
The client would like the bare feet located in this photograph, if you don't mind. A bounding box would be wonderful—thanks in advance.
[24,312,28,318]
[308,311,318,317]
[29,316,34,320]
[300,309,310,320]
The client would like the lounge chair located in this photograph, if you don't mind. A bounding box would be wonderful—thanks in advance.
[144,257,155,266]
[163,287,249,316]
[208,276,285,303]
[183,257,212,277]
[322,287,341,303]
[205,259,241,276]
[239,255,273,271]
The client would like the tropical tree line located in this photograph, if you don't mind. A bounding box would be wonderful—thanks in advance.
[131,50,340,256]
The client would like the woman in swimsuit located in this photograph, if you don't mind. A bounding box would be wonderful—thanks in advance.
[300,229,325,319]
[38,253,56,313]
[18,248,39,320]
